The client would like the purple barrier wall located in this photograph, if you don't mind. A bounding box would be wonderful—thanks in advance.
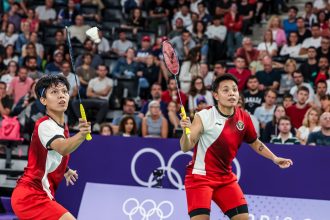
[56,136,330,217]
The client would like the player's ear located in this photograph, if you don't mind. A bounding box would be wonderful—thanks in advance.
[40,96,47,106]
[213,91,218,101]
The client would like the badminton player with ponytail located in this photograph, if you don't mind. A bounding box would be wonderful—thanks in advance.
[180,74,293,220]
[11,75,91,220]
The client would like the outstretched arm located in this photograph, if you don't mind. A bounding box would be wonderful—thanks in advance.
[180,114,203,152]
[249,138,293,169]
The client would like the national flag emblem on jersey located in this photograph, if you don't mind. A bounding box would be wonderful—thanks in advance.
[236,121,245,131]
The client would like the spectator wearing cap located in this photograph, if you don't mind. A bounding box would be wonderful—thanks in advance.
[45,50,64,75]
[270,116,300,145]
[75,39,103,69]
[66,15,91,44]
[136,36,152,66]
[8,67,33,104]
[283,6,298,36]
[111,31,133,57]
[170,29,196,61]
[188,76,214,114]
[307,112,330,146]
[35,0,56,25]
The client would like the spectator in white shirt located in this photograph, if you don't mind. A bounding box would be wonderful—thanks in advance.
[35,0,56,24]
[67,15,91,44]
[300,23,322,55]
[172,4,192,29]
[0,23,18,47]
[257,29,278,57]
[280,32,302,58]
[97,30,110,55]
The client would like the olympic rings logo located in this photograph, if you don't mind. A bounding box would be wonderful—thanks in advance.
[122,198,174,220]
[131,148,241,189]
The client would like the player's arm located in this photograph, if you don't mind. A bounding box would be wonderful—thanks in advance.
[249,138,293,169]
[180,114,203,152]
[50,119,91,156]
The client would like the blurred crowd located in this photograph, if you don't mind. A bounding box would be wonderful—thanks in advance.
[0,0,329,145]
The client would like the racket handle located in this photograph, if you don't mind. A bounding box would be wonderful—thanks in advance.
[180,106,191,135]
[80,104,92,141]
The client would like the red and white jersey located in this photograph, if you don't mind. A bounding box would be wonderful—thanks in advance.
[18,116,69,199]
[187,106,257,176]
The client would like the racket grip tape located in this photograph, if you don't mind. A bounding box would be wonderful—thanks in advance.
[80,104,92,141]
[180,106,191,135]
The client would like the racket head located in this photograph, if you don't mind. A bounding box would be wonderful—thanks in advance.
[162,40,180,75]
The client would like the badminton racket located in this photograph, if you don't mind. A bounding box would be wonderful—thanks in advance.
[162,40,190,135]
[65,26,92,141]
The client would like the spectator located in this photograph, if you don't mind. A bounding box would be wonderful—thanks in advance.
[321,17,330,37]
[205,16,227,64]
[224,3,243,58]
[267,16,287,47]
[15,21,30,54]
[316,8,329,28]
[191,21,208,62]
[254,88,277,130]
[118,115,138,137]
[290,70,314,104]
[0,22,18,47]
[317,37,330,61]
[148,0,170,30]
[179,47,201,93]
[228,56,251,91]
[283,6,298,36]
[302,2,317,28]
[45,50,64,75]
[170,29,196,61]
[270,116,300,145]
[255,55,280,91]
[75,39,103,69]
[25,56,43,80]
[190,0,203,14]
[297,107,321,145]
[78,64,112,131]
[99,123,113,136]
[21,8,39,33]
[81,0,104,21]
[22,32,44,59]
[142,100,168,138]
[243,75,264,114]
[279,59,296,95]
[19,42,42,68]
[306,112,330,146]
[161,77,188,106]
[214,0,232,16]
[212,61,227,78]
[96,30,110,55]
[296,17,311,44]
[7,67,33,104]
[111,47,138,79]
[139,83,167,118]
[1,60,17,86]
[67,15,91,44]
[312,56,329,86]
[280,32,302,58]
[111,30,133,57]
[299,47,318,82]
[200,63,213,90]
[283,93,294,109]
[165,101,180,137]
[286,86,311,129]
[7,3,21,32]
[197,2,212,25]
[121,8,145,35]
[237,0,254,35]
[257,29,278,57]
[172,4,192,29]
[235,37,259,65]
[188,76,214,114]
[35,0,56,25]
[0,81,13,118]
[76,53,96,98]
[136,36,152,66]
[57,0,79,26]
[320,94,330,112]
[137,55,160,98]
[3,44,18,65]
[262,105,288,142]
[312,80,328,108]
[169,17,184,39]
[300,24,322,55]
[112,98,142,133]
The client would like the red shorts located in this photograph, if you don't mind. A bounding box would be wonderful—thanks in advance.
[184,172,247,215]
[11,183,68,220]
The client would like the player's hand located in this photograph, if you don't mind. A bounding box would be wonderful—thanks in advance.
[78,118,91,138]
[179,113,191,130]
[273,157,293,169]
[64,169,78,186]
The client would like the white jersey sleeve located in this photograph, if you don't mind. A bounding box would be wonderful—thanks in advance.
[38,119,65,149]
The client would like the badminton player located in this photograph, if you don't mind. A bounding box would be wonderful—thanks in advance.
[11,75,91,220]
[180,74,293,220]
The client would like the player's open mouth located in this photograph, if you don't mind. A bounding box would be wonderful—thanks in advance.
[59,100,66,105]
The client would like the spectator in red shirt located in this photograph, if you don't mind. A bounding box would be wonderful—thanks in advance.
[161,77,187,107]
[286,86,311,129]
[224,3,243,58]
[313,56,329,86]
[235,37,259,65]
[228,56,251,91]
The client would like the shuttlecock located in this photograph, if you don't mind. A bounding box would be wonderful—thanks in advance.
[86,27,101,44]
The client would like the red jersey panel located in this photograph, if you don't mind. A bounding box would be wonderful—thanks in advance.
[187,106,257,176]
[17,116,69,199]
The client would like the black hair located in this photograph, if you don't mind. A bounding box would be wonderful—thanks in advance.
[35,74,70,99]
[0,81,7,88]
[247,75,258,81]
[289,6,298,13]
[212,74,238,92]
[283,93,293,100]
[297,85,310,94]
